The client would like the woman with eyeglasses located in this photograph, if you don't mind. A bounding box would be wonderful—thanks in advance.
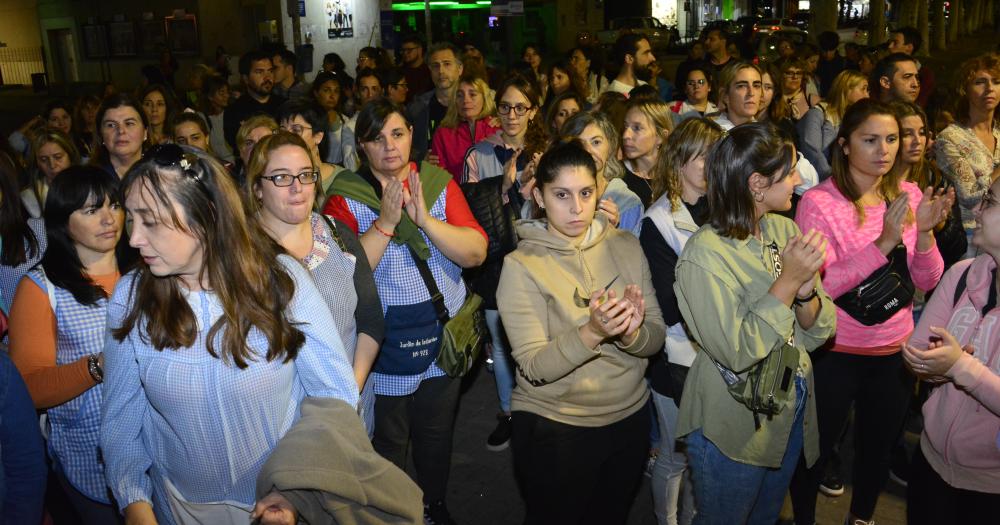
[90,94,149,178]
[464,75,549,193]
[24,130,81,218]
[101,144,358,525]
[429,72,500,182]
[789,99,952,525]
[323,99,486,523]
[9,166,135,524]
[669,68,717,126]
[245,131,383,436]
[497,139,665,524]
[777,58,816,122]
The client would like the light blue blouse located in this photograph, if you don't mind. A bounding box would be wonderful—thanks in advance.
[101,255,358,524]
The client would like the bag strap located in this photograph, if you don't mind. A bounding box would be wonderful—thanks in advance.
[953,265,972,307]
[406,244,450,324]
[318,213,349,254]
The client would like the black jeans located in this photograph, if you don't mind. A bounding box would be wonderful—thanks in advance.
[907,444,1000,525]
[372,374,461,505]
[789,351,914,523]
[511,406,649,525]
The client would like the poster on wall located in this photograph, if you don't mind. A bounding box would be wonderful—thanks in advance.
[326,0,354,39]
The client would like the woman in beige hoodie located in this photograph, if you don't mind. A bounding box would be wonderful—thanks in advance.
[497,140,666,525]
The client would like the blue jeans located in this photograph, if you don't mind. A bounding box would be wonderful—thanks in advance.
[485,309,513,413]
[651,391,695,525]
[687,376,806,525]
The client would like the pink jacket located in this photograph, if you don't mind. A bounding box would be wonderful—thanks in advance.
[796,179,944,352]
[429,119,500,183]
[909,256,1000,493]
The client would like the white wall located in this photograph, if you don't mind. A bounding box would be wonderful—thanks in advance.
[281,0,382,83]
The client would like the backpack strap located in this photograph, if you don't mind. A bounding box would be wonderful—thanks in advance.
[953,265,973,307]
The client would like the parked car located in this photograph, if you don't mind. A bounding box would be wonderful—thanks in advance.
[597,16,681,50]
[752,29,810,64]
[792,12,812,31]
[754,18,801,35]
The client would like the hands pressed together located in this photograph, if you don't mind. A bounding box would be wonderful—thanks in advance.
[585,284,646,347]
[902,325,974,382]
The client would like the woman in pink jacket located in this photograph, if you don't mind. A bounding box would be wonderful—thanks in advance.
[902,175,1000,524]
[790,99,954,525]
[428,73,499,182]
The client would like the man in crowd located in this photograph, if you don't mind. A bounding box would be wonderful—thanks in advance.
[702,28,735,77]
[271,48,310,101]
[605,34,655,96]
[224,50,285,151]
[399,35,433,103]
[816,31,846,97]
[888,26,935,107]
[407,42,463,162]
[870,53,921,104]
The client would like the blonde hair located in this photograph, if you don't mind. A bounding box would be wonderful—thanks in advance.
[440,73,496,129]
[235,115,278,151]
[823,70,868,127]
[625,99,674,191]
[652,118,724,209]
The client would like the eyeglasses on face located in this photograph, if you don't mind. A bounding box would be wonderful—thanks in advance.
[262,171,320,187]
[783,71,804,78]
[498,102,531,116]
[282,124,312,135]
[686,79,707,86]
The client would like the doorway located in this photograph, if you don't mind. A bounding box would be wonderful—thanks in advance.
[47,28,79,84]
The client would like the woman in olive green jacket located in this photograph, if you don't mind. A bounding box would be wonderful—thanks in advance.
[673,123,836,524]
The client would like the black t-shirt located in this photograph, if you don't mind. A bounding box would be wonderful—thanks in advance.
[223,93,286,152]
[428,96,448,140]
[622,168,653,210]
[640,196,709,399]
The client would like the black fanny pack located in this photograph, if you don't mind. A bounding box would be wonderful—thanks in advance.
[834,243,914,326]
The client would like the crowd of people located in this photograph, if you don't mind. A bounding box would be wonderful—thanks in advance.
[1,22,999,525]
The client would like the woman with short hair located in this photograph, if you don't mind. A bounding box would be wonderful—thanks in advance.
[708,61,763,131]
[674,123,835,523]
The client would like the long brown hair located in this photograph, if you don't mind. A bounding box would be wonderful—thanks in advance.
[495,73,549,160]
[244,131,321,214]
[891,101,941,190]
[113,145,304,368]
[830,98,908,225]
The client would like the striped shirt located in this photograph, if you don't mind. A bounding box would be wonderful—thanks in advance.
[101,255,358,524]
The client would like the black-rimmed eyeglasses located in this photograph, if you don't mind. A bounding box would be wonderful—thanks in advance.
[262,171,320,187]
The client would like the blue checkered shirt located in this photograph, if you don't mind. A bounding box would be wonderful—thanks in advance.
[342,188,467,396]
[1,218,46,315]
[101,256,359,524]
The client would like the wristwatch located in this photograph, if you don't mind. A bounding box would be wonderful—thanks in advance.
[87,354,104,383]
[793,288,819,307]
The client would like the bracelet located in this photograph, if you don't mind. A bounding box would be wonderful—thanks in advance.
[793,288,819,306]
[87,354,103,383]
[372,220,395,238]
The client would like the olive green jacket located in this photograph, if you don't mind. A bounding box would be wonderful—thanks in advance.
[674,214,836,468]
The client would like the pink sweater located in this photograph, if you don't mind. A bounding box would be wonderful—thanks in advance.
[909,256,1000,493]
[796,179,944,352]
[429,119,500,183]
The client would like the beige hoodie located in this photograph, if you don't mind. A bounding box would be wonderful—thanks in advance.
[497,215,665,427]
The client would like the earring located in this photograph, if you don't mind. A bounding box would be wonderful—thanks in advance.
[753,191,764,202]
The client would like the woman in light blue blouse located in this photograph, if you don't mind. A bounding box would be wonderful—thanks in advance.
[100,144,358,525]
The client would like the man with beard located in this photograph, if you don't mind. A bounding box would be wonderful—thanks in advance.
[605,34,655,96]
[870,53,921,105]
[224,50,286,151]
[702,28,734,79]
[399,35,432,103]
[407,42,463,162]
